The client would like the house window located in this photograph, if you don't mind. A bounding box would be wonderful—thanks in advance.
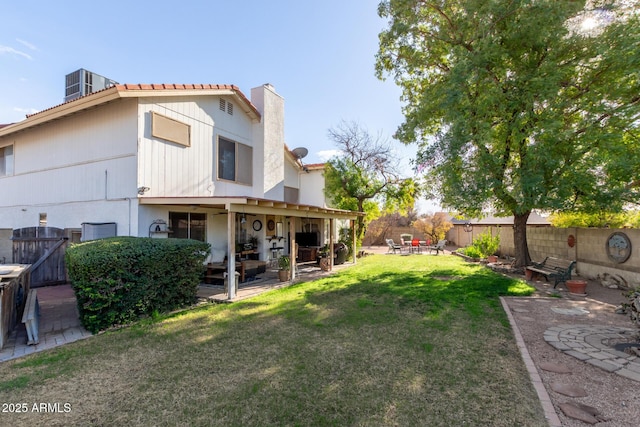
[169,212,206,242]
[217,137,252,185]
[0,145,14,176]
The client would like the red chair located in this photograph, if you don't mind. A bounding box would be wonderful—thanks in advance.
[411,239,421,253]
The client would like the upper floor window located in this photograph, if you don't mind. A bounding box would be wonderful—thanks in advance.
[217,137,252,185]
[0,145,14,177]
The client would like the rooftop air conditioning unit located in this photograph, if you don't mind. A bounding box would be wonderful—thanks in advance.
[64,69,118,103]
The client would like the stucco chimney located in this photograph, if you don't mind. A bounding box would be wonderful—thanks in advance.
[251,84,285,200]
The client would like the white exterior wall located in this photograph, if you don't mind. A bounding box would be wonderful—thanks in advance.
[137,96,256,198]
[0,99,138,231]
[300,169,327,207]
[0,84,334,251]
[284,159,299,190]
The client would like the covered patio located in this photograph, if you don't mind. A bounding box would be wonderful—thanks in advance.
[140,196,363,300]
[197,260,355,303]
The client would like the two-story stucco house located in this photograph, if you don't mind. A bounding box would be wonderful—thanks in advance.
[0,80,359,298]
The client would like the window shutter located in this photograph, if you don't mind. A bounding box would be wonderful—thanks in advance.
[236,143,252,185]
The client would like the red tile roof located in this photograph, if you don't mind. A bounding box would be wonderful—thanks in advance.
[304,163,325,170]
[25,83,260,120]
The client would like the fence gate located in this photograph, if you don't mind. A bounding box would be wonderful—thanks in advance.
[12,227,68,288]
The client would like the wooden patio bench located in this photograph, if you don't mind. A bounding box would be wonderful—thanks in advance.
[526,257,576,288]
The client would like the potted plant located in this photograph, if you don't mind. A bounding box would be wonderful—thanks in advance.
[248,234,259,249]
[278,255,290,281]
[565,279,587,295]
[318,245,331,271]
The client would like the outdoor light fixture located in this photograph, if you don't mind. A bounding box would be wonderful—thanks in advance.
[137,186,150,195]
[463,222,473,232]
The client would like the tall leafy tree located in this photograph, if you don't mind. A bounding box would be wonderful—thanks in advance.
[376,0,640,266]
[324,121,420,242]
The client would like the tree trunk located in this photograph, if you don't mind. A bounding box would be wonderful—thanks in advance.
[513,211,531,268]
[355,200,366,242]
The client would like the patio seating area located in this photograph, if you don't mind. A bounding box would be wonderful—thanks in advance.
[197,261,351,302]
[386,238,450,255]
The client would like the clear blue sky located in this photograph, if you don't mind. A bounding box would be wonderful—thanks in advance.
[1,1,436,211]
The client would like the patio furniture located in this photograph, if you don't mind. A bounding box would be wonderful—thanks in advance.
[386,239,404,254]
[525,257,576,288]
[206,262,244,283]
[427,239,447,255]
[242,260,267,281]
[334,242,348,265]
[411,239,422,253]
[400,234,413,247]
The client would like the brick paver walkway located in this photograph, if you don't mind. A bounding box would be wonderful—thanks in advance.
[0,284,92,362]
[544,324,640,382]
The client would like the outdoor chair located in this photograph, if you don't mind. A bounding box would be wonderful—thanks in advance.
[411,238,422,254]
[386,239,404,254]
[427,239,447,255]
[400,234,413,247]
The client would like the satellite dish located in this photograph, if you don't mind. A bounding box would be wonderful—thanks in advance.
[291,147,308,159]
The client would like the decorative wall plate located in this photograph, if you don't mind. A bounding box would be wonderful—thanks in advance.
[267,219,275,231]
[606,232,632,263]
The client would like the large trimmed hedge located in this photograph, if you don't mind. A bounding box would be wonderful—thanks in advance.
[65,237,210,333]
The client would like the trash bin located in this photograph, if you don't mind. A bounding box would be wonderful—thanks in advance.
[224,271,240,297]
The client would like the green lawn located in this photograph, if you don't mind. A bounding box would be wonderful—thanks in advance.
[0,255,547,426]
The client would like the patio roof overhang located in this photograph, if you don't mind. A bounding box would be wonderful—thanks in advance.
[138,196,362,220]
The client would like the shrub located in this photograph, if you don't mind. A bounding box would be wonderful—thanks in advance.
[472,229,500,258]
[457,230,500,260]
[65,237,210,333]
[459,245,484,259]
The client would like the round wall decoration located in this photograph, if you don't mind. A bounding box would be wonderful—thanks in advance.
[252,220,262,231]
[267,219,275,231]
[606,232,632,264]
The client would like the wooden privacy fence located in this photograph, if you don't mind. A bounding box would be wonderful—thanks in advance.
[12,227,68,288]
[0,265,31,349]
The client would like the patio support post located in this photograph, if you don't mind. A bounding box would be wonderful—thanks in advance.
[227,212,236,300]
[289,217,296,281]
[329,218,334,271]
[352,219,357,264]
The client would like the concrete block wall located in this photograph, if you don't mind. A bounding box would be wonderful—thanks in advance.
[514,227,638,288]
[526,227,578,262]
[448,224,640,288]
